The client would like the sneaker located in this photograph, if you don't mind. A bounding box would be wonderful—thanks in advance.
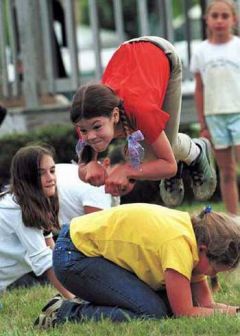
[189,138,217,201]
[70,296,86,304]
[34,294,64,329]
[160,161,184,207]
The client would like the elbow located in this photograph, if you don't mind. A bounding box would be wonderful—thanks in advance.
[165,161,178,179]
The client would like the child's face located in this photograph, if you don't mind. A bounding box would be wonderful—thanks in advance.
[39,155,56,198]
[194,246,231,276]
[206,2,236,39]
[75,114,117,152]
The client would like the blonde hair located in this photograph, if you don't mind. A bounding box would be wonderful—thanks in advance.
[205,0,238,37]
[206,0,237,15]
[191,210,240,269]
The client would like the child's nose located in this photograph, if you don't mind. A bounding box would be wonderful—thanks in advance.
[46,171,55,181]
[87,130,96,140]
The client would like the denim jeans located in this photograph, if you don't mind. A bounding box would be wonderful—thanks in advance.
[53,224,172,324]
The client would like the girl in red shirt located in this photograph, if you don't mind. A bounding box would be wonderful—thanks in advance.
[70,36,216,207]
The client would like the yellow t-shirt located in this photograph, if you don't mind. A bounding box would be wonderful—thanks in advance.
[70,203,204,290]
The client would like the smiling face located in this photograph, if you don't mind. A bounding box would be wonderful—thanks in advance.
[206,1,237,43]
[75,109,120,152]
[39,154,56,198]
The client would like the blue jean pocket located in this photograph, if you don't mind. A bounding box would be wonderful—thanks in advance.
[53,238,80,270]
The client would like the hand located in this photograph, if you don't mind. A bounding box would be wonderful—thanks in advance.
[212,302,240,315]
[104,164,132,196]
[79,161,107,186]
[119,179,136,196]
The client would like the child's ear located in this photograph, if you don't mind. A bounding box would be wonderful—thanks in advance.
[112,107,120,123]
[198,245,207,254]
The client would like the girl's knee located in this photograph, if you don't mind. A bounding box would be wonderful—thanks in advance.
[141,297,170,318]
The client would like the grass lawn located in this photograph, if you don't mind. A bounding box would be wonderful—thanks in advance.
[0,201,240,336]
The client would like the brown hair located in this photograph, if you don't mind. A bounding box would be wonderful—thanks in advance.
[107,145,126,165]
[70,83,133,163]
[191,210,240,269]
[10,144,60,232]
[205,0,238,37]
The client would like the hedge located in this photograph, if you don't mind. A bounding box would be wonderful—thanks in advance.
[0,124,77,188]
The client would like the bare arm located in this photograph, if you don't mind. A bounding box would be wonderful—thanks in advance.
[45,267,75,299]
[165,269,237,317]
[104,131,177,195]
[130,131,177,180]
[194,73,211,139]
[194,73,205,130]
[45,236,55,250]
[44,239,74,298]
[192,279,239,312]
[84,205,104,214]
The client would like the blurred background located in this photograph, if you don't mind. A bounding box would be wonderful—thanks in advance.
[2,0,240,136]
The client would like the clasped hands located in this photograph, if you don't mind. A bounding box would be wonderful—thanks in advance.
[79,161,135,196]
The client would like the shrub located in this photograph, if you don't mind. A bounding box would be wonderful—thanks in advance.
[0,124,77,188]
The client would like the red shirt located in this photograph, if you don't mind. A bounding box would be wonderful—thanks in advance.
[102,42,170,144]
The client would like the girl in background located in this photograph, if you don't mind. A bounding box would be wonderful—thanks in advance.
[191,0,240,214]
[0,144,73,299]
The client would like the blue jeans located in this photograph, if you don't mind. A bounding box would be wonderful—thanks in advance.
[53,225,172,324]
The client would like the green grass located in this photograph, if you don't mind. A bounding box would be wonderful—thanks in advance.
[0,202,240,336]
[175,200,227,213]
[1,273,240,336]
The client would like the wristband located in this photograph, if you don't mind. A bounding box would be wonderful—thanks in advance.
[236,307,240,313]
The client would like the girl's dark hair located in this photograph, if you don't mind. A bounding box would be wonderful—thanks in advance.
[191,210,240,269]
[71,83,133,163]
[71,83,121,122]
[107,145,126,165]
[10,144,60,232]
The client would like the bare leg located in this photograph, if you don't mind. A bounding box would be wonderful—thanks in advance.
[214,146,239,215]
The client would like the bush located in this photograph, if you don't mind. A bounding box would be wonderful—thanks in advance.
[0,124,77,188]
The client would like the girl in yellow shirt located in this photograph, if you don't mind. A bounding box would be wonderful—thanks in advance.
[35,203,240,328]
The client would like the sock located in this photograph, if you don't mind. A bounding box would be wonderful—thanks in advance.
[184,142,200,166]
[173,134,200,166]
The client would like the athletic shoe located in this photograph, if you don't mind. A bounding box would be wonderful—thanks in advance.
[160,161,184,207]
[34,294,63,329]
[189,138,217,201]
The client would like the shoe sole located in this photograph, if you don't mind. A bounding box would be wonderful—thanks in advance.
[193,137,217,200]
[159,178,184,207]
[159,161,185,207]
